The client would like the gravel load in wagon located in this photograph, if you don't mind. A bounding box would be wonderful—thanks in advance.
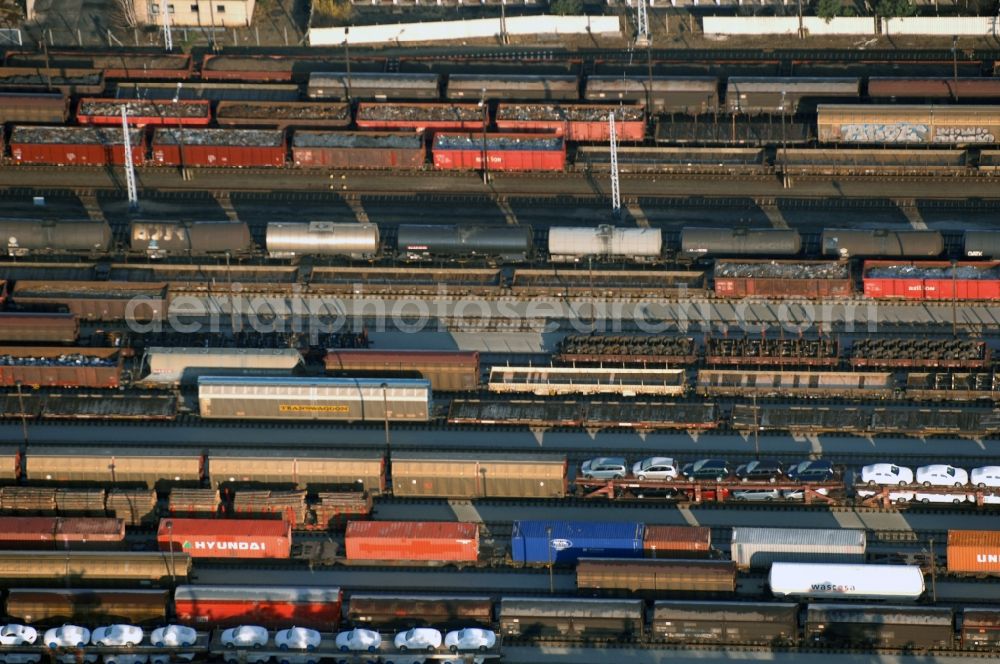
[851,338,985,361]
[78,100,205,118]
[436,134,562,151]
[218,102,350,120]
[10,126,142,145]
[0,353,115,367]
[866,264,1000,279]
[0,73,100,86]
[40,394,177,419]
[358,104,481,121]
[715,261,849,279]
[12,283,163,298]
[497,104,645,121]
[155,128,284,147]
[293,132,423,149]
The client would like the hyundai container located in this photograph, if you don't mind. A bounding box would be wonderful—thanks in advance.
[157,518,291,559]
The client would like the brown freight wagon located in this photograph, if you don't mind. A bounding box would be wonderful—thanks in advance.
[868,78,1000,102]
[11,281,167,321]
[292,131,426,170]
[0,313,78,343]
[207,448,385,493]
[576,558,737,594]
[0,347,124,388]
[0,551,190,586]
[499,597,644,641]
[324,349,479,392]
[6,53,193,80]
[643,526,712,558]
[216,101,352,128]
[390,451,567,499]
[947,530,1000,575]
[347,594,493,629]
[713,260,852,299]
[804,604,954,650]
[651,601,799,645]
[962,609,1000,650]
[0,92,69,124]
[6,589,170,624]
[0,67,105,95]
[25,446,203,489]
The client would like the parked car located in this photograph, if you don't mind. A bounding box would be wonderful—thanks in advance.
[0,655,41,664]
[916,464,968,488]
[914,492,971,505]
[856,489,914,504]
[275,629,320,652]
[735,459,783,483]
[335,629,381,653]
[787,459,835,482]
[0,625,37,646]
[92,626,143,647]
[44,626,91,649]
[103,656,148,664]
[860,463,913,487]
[220,626,268,649]
[632,457,678,481]
[150,626,196,648]
[681,458,730,481]
[444,629,496,653]
[972,466,1000,488]
[394,628,442,653]
[580,457,627,480]
[731,488,781,502]
[782,487,830,501]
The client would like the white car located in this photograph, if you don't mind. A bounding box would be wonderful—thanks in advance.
[223,655,270,664]
[220,626,268,649]
[632,457,678,481]
[394,628,442,653]
[92,625,143,647]
[782,487,830,501]
[44,625,91,649]
[335,629,381,653]
[0,656,41,664]
[856,489,915,504]
[916,464,968,488]
[914,492,971,505]
[150,626,197,648]
[860,463,913,487]
[275,628,320,652]
[444,629,496,653]
[0,625,37,646]
[971,466,1000,488]
[104,656,149,664]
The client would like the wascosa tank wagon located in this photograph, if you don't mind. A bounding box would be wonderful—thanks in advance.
[768,563,925,601]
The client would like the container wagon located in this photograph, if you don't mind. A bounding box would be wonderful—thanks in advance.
[324,349,479,392]
[804,604,954,650]
[947,530,1000,576]
[651,601,799,645]
[130,220,254,258]
[731,527,866,570]
[173,585,342,628]
[432,133,566,172]
[499,597,644,641]
[292,131,425,169]
[511,521,644,565]
[768,563,925,600]
[576,558,737,594]
[346,594,493,630]
[151,128,286,168]
[643,526,712,558]
[345,521,479,563]
[158,518,292,559]
[389,451,567,499]
[265,221,380,259]
[396,225,534,263]
[197,377,432,422]
[5,589,170,625]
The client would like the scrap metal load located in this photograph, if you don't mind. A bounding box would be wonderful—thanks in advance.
[850,338,989,368]
[76,98,211,125]
[495,103,646,141]
[0,347,123,388]
[432,133,566,171]
[713,261,851,298]
[9,125,145,166]
[292,131,425,169]
[0,67,104,94]
[152,128,286,167]
[356,102,483,131]
[864,261,1000,300]
[705,337,838,366]
[555,335,697,365]
[215,101,351,127]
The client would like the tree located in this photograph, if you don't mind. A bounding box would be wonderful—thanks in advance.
[815,0,842,20]
[550,0,584,15]
[876,0,916,17]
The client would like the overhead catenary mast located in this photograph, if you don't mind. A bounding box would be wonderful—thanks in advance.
[162,3,173,52]
[608,111,620,217]
[121,106,138,210]
[636,0,650,46]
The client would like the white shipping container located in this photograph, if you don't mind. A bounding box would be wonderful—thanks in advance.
[769,563,924,600]
[732,528,866,570]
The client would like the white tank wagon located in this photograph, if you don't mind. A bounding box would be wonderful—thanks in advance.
[197,376,431,422]
[548,226,662,263]
[488,366,685,397]
[266,221,380,259]
[769,563,925,601]
[141,347,304,386]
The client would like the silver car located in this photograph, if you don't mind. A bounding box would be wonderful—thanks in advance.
[580,457,627,480]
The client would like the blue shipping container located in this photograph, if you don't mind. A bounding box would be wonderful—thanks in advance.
[511,521,645,564]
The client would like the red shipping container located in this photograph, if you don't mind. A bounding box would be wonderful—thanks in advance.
[345,521,479,562]
[157,518,291,559]
[948,530,1000,574]
[174,585,341,628]
[643,525,712,558]
[0,516,57,547]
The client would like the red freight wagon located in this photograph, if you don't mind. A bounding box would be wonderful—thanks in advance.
[152,128,287,168]
[174,585,342,628]
[5,53,193,80]
[495,103,646,142]
[433,133,565,172]
[293,131,425,169]
[9,125,145,166]
[0,312,79,344]
[356,102,484,132]
[0,517,125,548]
[76,98,211,126]
[157,518,291,559]
[0,347,124,388]
[345,521,479,562]
[863,260,1000,300]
